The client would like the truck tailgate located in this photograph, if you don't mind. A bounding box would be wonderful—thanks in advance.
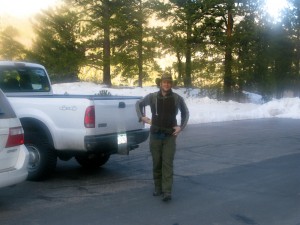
[92,97,143,135]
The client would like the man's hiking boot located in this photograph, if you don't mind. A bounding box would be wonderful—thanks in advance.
[153,190,162,196]
[162,192,172,202]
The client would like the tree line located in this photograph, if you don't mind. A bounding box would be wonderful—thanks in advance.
[0,0,299,101]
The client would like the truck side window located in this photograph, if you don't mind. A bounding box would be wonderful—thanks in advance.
[0,66,51,93]
[5,77,20,91]
[19,73,33,90]
[0,69,20,92]
[30,69,50,91]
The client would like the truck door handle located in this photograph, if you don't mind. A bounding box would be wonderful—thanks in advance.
[119,102,126,108]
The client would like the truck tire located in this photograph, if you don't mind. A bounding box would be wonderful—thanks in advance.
[25,133,57,181]
[75,154,110,169]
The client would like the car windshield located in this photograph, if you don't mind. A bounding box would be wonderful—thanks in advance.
[0,65,51,93]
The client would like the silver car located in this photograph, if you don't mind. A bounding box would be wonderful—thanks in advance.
[0,89,29,188]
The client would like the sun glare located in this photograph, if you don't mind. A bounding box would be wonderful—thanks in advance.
[0,0,289,19]
[0,0,59,18]
[265,0,288,19]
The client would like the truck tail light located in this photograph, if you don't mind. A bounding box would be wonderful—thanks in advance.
[5,126,24,148]
[84,106,95,128]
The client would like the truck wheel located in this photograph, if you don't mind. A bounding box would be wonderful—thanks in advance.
[75,154,110,169]
[25,133,57,181]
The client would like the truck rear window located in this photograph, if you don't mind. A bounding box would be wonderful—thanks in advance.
[0,66,51,93]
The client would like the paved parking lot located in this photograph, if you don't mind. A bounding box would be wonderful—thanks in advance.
[0,118,300,225]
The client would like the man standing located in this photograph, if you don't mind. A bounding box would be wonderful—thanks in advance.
[135,73,189,201]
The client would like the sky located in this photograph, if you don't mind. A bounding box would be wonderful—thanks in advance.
[0,0,288,19]
[0,0,59,18]
[52,82,300,125]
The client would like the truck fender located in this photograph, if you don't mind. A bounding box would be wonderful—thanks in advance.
[20,117,54,147]
[20,117,57,181]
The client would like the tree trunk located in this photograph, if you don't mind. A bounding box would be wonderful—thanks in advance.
[137,0,143,87]
[297,6,300,78]
[224,11,234,100]
[103,0,112,86]
[176,50,183,84]
[185,18,192,87]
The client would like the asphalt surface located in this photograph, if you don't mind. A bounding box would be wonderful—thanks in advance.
[0,118,300,225]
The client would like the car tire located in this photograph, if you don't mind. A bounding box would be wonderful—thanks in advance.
[25,132,57,181]
[75,154,110,169]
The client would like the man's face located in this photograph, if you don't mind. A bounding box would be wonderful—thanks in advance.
[160,80,172,92]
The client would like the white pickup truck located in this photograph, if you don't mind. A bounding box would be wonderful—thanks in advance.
[0,61,149,181]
